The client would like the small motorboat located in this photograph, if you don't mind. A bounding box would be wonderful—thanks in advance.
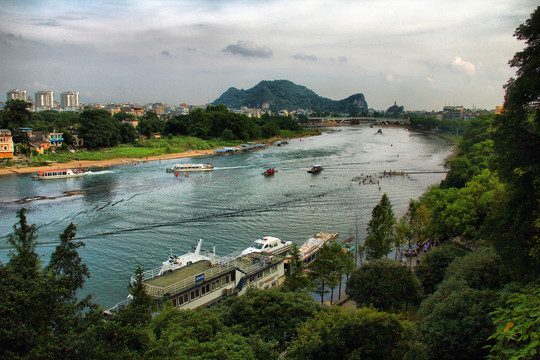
[307,164,324,173]
[262,167,277,175]
[241,236,292,256]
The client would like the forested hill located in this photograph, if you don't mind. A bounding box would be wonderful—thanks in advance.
[212,80,369,113]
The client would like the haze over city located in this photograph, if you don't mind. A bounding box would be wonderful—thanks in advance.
[0,0,537,110]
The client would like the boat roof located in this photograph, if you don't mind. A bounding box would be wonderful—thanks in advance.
[312,164,322,167]
[145,260,214,287]
[255,236,281,243]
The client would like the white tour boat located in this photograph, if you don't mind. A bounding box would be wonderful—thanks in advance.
[32,168,85,180]
[166,163,214,173]
[297,232,339,266]
[241,236,292,256]
[159,238,215,275]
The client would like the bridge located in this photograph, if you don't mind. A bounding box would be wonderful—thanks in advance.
[306,117,410,126]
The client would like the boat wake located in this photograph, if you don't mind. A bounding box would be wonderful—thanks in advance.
[214,165,253,170]
[74,188,337,240]
[84,170,115,176]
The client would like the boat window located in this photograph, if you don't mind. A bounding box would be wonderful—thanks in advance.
[251,242,264,249]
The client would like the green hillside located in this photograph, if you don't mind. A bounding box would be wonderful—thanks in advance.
[212,79,368,113]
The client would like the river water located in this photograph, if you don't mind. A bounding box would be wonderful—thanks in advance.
[0,126,452,308]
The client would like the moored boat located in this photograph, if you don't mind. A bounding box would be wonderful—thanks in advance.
[32,168,85,180]
[297,232,339,266]
[158,238,214,276]
[241,236,292,256]
[166,163,214,173]
[307,164,324,173]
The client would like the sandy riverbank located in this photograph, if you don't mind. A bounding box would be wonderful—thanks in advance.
[0,149,214,177]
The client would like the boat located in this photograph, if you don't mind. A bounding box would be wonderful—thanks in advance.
[307,164,324,173]
[159,238,214,276]
[32,168,85,180]
[241,236,292,256]
[121,241,287,312]
[296,232,339,266]
[262,167,277,175]
[166,163,214,173]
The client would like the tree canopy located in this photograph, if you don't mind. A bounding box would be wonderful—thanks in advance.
[364,193,396,259]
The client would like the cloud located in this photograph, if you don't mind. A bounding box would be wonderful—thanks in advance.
[451,57,476,75]
[57,15,86,21]
[222,40,273,58]
[385,73,401,83]
[330,56,348,63]
[292,53,318,61]
[36,19,60,27]
[28,80,49,90]
[160,50,171,57]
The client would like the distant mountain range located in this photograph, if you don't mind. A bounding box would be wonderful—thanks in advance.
[212,80,368,113]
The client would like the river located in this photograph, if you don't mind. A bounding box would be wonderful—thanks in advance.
[0,126,452,308]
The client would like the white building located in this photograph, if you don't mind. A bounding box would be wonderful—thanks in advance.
[7,89,27,102]
[35,91,55,110]
[60,91,80,109]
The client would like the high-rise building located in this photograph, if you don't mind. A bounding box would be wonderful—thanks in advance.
[7,89,27,101]
[35,90,55,110]
[60,91,80,109]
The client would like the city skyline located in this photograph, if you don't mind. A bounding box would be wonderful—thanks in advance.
[0,0,537,111]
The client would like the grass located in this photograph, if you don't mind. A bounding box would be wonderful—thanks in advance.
[25,129,321,164]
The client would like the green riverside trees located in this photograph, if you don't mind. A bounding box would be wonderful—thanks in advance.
[364,193,396,260]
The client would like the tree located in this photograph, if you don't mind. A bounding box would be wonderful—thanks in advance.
[45,223,89,301]
[417,280,498,360]
[148,308,264,360]
[283,243,313,292]
[346,258,423,312]
[1,99,32,128]
[7,208,40,279]
[211,288,320,351]
[286,306,427,360]
[364,193,396,259]
[415,241,468,294]
[487,284,540,360]
[137,111,164,137]
[78,109,121,149]
[1,210,104,359]
[492,6,540,278]
[308,242,348,305]
[119,122,137,143]
[417,247,511,360]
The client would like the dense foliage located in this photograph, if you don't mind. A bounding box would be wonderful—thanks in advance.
[346,259,423,312]
[0,102,306,155]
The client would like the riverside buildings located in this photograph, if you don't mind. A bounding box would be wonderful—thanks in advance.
[60,91,80,110]
[34,90,55,111]
[7,89,27,101]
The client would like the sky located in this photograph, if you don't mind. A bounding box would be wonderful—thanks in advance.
[0,0,537,111]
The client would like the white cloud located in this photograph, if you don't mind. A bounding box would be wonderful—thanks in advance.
[452,57,477,75]
[385,73,401,83]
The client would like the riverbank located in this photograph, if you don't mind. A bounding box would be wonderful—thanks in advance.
[0,149,214,177]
